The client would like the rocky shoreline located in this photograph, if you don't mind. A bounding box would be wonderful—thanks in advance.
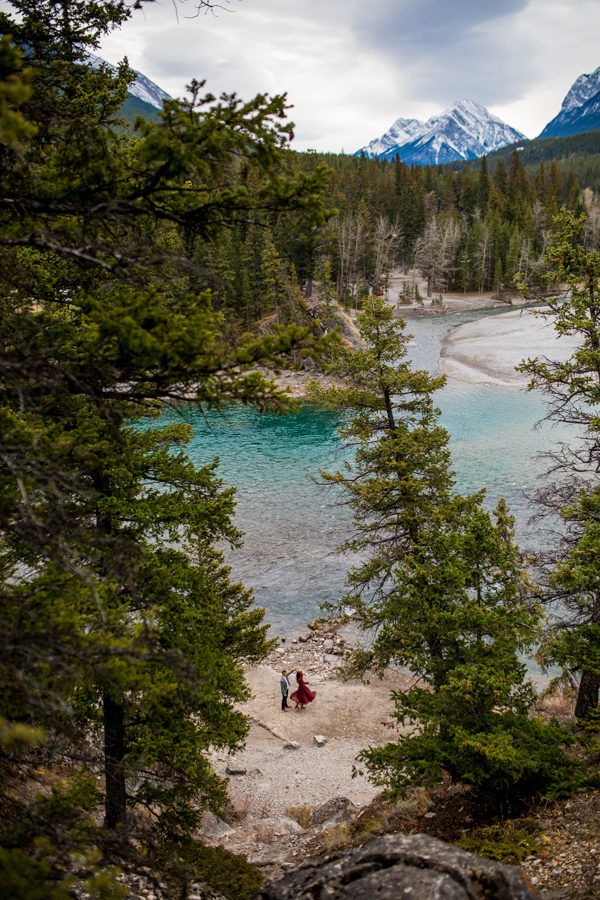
[195,625,600,899]
[200,625,411,880]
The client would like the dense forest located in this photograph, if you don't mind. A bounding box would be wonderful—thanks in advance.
[200,140,600,323]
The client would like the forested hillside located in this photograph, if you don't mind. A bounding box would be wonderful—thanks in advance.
[206,143,593,321]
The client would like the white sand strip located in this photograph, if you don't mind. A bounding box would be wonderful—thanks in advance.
[440,308,580,387]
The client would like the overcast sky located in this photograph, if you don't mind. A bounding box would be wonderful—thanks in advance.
[97,0,600,152]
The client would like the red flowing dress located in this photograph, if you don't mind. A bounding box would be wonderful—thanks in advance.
[290,671,316,708]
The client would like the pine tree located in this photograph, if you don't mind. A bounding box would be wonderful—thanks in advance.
[477,155,490,213]
[518,209,600,720]
[0,0,332,890]
[310,297,574,797]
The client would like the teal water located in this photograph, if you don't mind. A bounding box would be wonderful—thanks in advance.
[157,309,574,638]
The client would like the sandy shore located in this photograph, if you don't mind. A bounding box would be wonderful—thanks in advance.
[202,628,414,874]
[440,307,580,387]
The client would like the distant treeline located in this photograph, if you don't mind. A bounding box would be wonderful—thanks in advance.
[201,140,600,321]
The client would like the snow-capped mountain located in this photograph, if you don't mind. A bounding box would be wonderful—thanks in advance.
[356,99,525,166]
[359,117,424,159]
[87,52,171,110]
[539,66,600,138]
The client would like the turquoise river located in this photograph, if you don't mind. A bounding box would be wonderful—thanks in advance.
[158,308,573,639]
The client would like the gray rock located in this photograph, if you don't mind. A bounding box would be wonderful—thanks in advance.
[199,811,235,840]
[256,833,538,899]
[189,883,229,900]
[283,740,299,750]
[309,796,358,827]
[313,734,328,747]
[225,763,247,775]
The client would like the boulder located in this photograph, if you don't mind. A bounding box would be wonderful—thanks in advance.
[256,833,538,899]
[199,811,235,840]
[309,796,358,828]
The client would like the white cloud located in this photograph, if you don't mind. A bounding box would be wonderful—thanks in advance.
[97,0,600,152]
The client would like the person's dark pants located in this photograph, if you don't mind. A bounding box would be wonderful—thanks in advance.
[282,693,289,709]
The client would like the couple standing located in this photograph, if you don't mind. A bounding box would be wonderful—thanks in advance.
[280,668,316,711]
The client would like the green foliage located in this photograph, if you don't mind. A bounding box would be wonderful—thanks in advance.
[0,773,125,899]
[456,821,542,864]
[185,842,263,900]
[518,209,600,721]
[316,297,575,799]
[0,0,332,891]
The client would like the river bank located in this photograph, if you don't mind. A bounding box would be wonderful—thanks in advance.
[440,306,580,387]
[201,624,599,899]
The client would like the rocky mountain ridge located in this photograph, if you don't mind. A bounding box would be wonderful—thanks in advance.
[539,64,600,138]
[87,52,171,109]
[356,99,525,166]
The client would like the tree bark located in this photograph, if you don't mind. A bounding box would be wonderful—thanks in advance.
[103,691,127,830]
[574,670,600,722]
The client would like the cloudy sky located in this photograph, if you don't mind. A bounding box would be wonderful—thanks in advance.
[98,0,600,152]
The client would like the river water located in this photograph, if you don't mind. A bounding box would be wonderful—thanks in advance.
[158,308,571,638]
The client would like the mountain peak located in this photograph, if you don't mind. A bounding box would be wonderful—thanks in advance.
[560,66,600,113]
[357,100,525,166]
[87,52,171,110]
[539,65,600,138]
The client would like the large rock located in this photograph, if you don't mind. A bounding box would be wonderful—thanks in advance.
[199,811,235,841]
[309,797,358,828]
[256,833,538,899]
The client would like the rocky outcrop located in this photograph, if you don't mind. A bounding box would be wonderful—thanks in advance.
[256,833,538,899]
[308,797,358,830]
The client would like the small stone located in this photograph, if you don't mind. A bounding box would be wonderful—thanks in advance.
[276,647,286,655]
[313,734,328,746]
[226,763,247,775]
[424,812,436,818]
[200,811,235,839]
[283,740,299,750]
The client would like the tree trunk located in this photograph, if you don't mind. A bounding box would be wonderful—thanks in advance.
[103,691,127,830]
[574,670,600,722]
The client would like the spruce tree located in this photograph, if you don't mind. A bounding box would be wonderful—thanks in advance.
[519,209,600,721]
[312,296,575,798]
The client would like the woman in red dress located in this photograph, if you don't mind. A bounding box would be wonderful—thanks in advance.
[290,670,316,709]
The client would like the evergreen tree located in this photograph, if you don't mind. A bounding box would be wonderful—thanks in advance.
[310,296,574,797]
[0,0,332,890]
[477,155,490,213]
[519,209,600,720]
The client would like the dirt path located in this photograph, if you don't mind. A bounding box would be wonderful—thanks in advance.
[213,635,412,820]
[201,628,413,874]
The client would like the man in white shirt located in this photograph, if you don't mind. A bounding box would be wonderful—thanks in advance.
[280,669,295,711]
